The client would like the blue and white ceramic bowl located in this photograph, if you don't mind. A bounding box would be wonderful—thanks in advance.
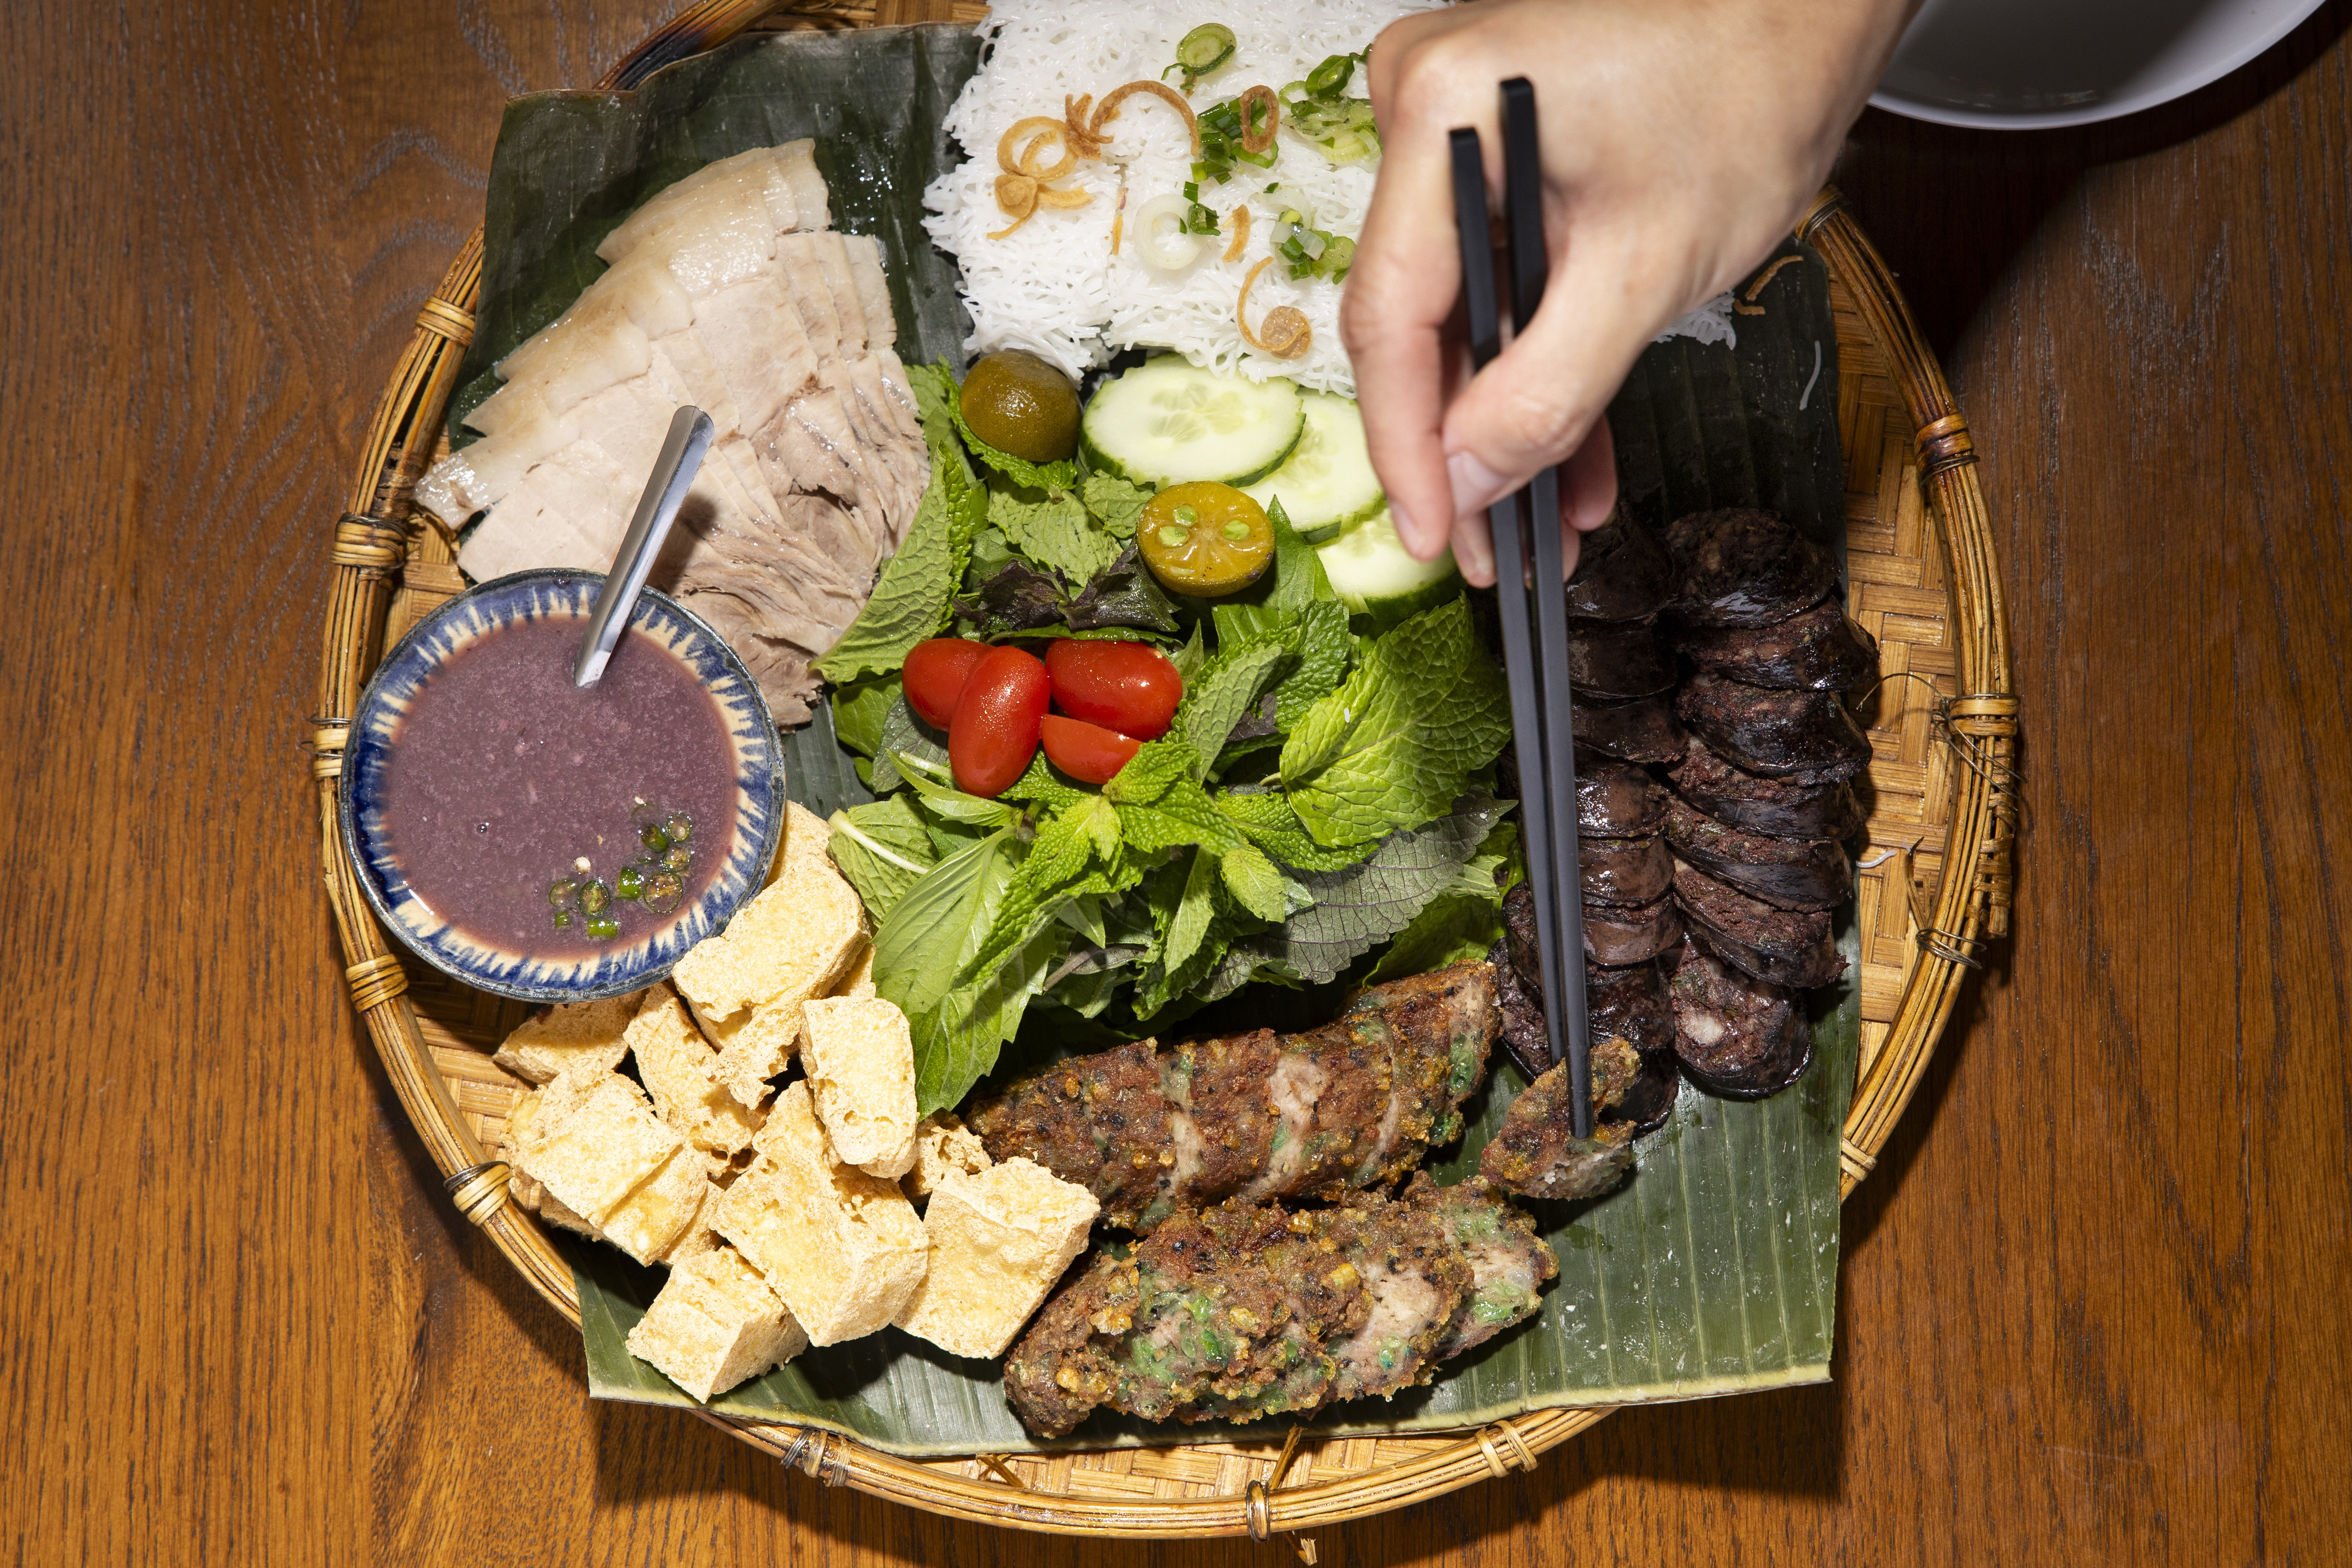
[341,569,784,1003]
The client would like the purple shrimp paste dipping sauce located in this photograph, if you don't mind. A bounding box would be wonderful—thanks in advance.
[378,612,737,959]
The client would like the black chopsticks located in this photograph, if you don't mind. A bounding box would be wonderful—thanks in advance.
[1450,81,1594,1137]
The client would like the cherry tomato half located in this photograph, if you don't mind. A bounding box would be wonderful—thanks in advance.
[904,637,988,729]
[949,645,1050,797]
[1044,639,1183,741]
[1040,714,1143,785]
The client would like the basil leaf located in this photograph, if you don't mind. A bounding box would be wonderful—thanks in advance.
[893,754,1021,827]
[1217,841,1288,922]
[910,918,1065,1115]
[831,674,899,758]
[867,694,949,794]
[825,797,936,925]
[1279,597,1511,846]
[874,827,1018,1020]
[1175,636,1292,778]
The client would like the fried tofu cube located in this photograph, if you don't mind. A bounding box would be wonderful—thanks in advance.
[904,1112,991,1201]
[800,996,919,1180]
[505,1069,701,1264]
[627,983,763,1164]
[832,942,876,1001]
[492,991,640,1085]
[770,800,833,886]
[894,1159,1100,1359]
[657,1181,728,1268]
[672,821,867,1108]
[626,1247,808,1402]
[714,1082,926,1345]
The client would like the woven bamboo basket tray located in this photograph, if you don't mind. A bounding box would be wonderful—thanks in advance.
[311,0,2019,1539]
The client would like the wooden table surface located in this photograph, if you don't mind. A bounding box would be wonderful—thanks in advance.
[6,0,2347,1560]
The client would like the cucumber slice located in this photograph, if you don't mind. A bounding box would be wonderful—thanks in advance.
[1316,507,1463,630]
[1242,391,1384,544]
[1080,356,1304,488]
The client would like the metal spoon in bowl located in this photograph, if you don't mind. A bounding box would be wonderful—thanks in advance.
[573,404,717,687]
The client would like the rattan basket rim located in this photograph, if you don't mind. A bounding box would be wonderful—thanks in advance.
[310,0,2018,1539]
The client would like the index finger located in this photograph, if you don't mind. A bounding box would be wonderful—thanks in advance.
[1340,57,1475,563]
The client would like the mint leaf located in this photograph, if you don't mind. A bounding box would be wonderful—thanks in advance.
[1081,472,1152,539]
[1176,637,1292,777]
[1214,789,1378,872]
[1211,499,1335,646]
[1103,736,1200,806]
[955,796,1137,988]
[1003,750,1093,814]
[1218,793,1511,984]
[825,798,935,924]
[1115,774,1245,856]
[1271,599,1353,729]
[1279,597,1510,846]
[1218,842,1288,922]
[988,487,1121,586]
[874,827,1018,1019]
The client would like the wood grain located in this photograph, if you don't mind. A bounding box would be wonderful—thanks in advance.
[3,0,2347,1561]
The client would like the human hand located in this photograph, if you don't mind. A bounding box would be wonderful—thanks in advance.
[1341,0,1918,585]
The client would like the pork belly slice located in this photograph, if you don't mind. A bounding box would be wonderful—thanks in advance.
[842,235,896,348]
[673,589,821,729]
[415,390,578,527]
[454,438,636,580]
[807,232,871,347]
[772,233,851,362]
[596,142,827,276]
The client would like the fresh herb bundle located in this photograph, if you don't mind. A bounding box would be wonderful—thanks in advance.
[819,361,1516,1112]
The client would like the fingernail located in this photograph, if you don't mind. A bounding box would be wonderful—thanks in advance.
[1448,450,1507,521]
[1389,499,1419,554]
